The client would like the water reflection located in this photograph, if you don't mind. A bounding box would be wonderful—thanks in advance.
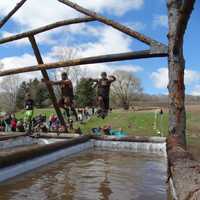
[0,151,167,200]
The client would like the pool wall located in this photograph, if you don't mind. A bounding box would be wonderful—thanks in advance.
[1,134,199,200]
[0,135,166,183]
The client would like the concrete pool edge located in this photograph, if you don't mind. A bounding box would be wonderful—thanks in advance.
[0,135,166,182]
[0,135,91,169]
[1,134,199,200]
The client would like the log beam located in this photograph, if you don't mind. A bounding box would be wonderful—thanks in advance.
[28,35,68,132]
[0,50,168,77]
[58,0,167,49]
[0,0,28,29]
[0,17,95,45]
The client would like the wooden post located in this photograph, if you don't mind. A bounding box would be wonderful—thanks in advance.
[167,0,195,147]
[0,0,28,29]
[28,35,68,132]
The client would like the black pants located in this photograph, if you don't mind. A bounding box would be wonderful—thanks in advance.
[59,97,78,120]
[98,96,109,111]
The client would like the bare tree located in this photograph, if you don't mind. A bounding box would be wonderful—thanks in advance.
[0,75,20,112]
[111,70,142,109]
[0,61,20,111]
[52,45,86,86]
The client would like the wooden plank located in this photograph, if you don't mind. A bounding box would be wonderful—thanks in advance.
[0,50,168,77]
[0,0,28,29]
[28,35,68,132]
[0,17,95,44]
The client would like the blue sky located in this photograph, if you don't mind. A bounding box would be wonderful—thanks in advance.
[0,0,199,95]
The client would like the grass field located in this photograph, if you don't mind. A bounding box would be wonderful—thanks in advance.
[16,108,200,160]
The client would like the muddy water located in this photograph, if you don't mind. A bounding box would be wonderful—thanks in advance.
[0,151,167,200]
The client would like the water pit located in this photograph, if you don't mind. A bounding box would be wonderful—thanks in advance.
[0,135,168,200]
[0,150,167,200]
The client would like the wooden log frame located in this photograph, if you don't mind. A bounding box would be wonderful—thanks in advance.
[166,1,199,200]
[0,50,167,77]
[28,35,68,132]
[0,0,168,132]
[0,17,95,44]
[0,0,28,29]
[58,0,167,51]
[0,0,196,147]
[167,0,196,147]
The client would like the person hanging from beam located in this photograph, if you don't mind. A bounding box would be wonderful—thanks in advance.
[89,72,116,119]
[24,92,34,134]
[43,72,78,122]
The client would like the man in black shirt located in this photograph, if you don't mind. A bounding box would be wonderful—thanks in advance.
[90,72,116,118]
[45,72,78,121]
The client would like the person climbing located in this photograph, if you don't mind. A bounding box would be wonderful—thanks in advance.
[89,72,116,119]
[43,72,78,121]
[24,92,34,134]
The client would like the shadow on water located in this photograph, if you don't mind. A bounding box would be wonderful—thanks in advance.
[0,151,167,200]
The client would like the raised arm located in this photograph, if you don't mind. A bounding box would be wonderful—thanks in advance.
[108,75,116,83]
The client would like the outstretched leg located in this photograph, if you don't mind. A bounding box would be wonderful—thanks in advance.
[97,96,108,119]
[70,106,78,121]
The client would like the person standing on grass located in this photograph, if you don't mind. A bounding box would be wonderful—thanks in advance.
[4,113,12,132]
[89,72,116,119]
[11,117,17,132]
[43,72,78,122]
[24,93,34,134]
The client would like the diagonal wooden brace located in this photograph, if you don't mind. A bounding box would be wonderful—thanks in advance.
[0,0,28,29]
[28,35,68,132]
[0,17,95,45]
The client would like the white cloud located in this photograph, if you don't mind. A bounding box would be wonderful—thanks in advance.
[151,68,200,89]
[151,68,168,89]
[153,15,168,28]
[0,53,57,87]
[1,54,37,68]
[83,64,144,76]
[115,65,143,73]
[191,85,200,96]
[0,0,143,30]
[185,70,200,84]
[49,25,133,58]
[80,27,132,56]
